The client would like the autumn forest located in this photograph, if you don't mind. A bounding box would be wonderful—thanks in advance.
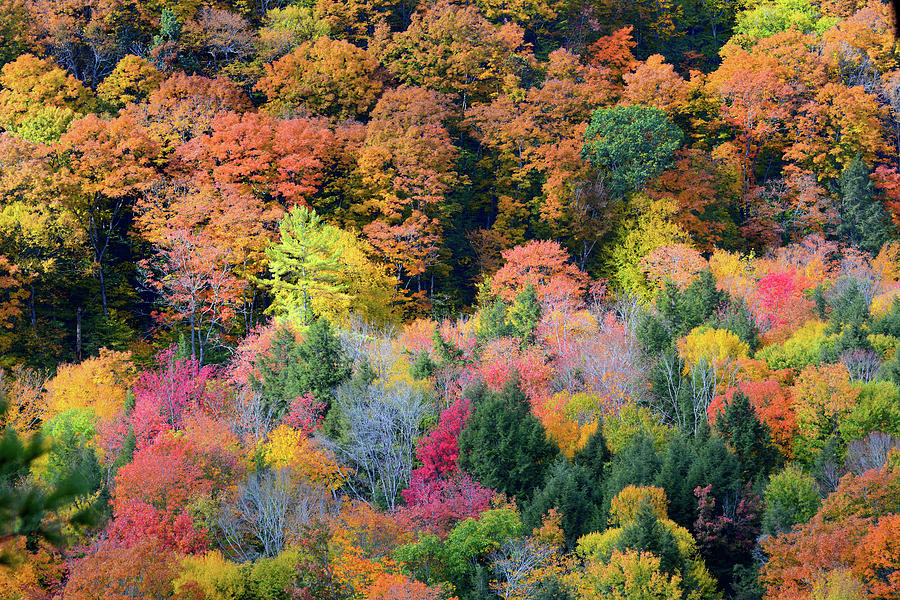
[1,0,900,598]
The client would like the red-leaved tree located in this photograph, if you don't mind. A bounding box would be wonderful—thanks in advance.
[132,346,221,444]
[490,240,589,309]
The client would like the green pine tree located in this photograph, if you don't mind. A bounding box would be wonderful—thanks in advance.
[837,157,893,254]
[880,342,900,386]
[409,349,436,380]
[637,270,730,353]
[258,206,349,323]
[255,318,351,419]
[614,500,685,577]
[602,433,662,520]
[654,435,742,528]
[509,284,542,346]
[433,328,467,366]
[716,391,779,483]
[573,426,610,483]
[295,317,352,404]
[458,377,558,500]
[524,458,600,548]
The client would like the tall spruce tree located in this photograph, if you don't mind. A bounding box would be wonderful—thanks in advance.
[716,391,779,483]
[524,458,600,548]
[654,434,742,528]
[574,426,610,483]
[458,377,558,500]
[637,270,729,353]
[613,501,685,577]
[255,317,351,419]
[837,157,893,254]
[602,433,662,519]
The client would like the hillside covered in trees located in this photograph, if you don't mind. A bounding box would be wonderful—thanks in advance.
[1,0,900,598]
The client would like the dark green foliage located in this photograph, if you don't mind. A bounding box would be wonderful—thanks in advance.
[731,563,765,600]
[471,564,493,600]
[508,285,542,346]
[110,430,136,479]
[636,312,674,354]
[122,389,135,414]
[708,300,760,350]
[602,433,661,520]
[812,280,864,327]
[294,317,352,403]
[654,436,696,527]
[686,436,742,508]
[352,355,377,388]
[574,426,610,483]
[814,278,871,359]
[679,271,731,331]
[433,328,467,366]
[476,298,513,342]
[255,326,307,419]
[458,377,558,500]
[255,318,351,419]
[871,299,900,338]
[613,500,685,577]
[637,271,730,352]
[654,435,742,528]
[409,349,436,380]
[175,331,192,360]
[880,342,900,385]
[523,458,600,548]
[837,157,893,255]
[829,281,870,330]
[812,435,845,492]
[531,577,576,600]
[716,392,779,483]
[581,105,683,198]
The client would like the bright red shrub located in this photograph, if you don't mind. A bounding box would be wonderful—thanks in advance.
[400,473,493,536]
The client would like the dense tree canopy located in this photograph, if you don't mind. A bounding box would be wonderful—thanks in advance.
[1,0,900,598]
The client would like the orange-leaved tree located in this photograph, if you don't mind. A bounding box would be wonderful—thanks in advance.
[761,459,900,600]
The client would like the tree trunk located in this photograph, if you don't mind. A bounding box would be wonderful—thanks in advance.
[29,284,37,337]
[189,310,197,361]
[97,263,108,317]
[76,306,82,361]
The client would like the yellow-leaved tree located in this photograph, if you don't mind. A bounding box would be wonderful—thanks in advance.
[539,392,600,459]
[572,486,719,600]
[44,349,135,422]
[678,327,749,373]
[259,424,346,491]
[259,206,397,326]
[604,196,692,299]
[0,54,95,143]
